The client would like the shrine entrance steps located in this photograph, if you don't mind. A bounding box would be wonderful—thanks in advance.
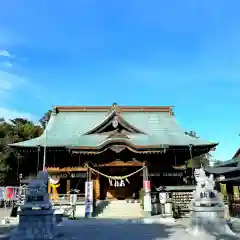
[95,200,143,219]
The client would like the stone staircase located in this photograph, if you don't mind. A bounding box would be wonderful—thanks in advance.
[96,200,143,219]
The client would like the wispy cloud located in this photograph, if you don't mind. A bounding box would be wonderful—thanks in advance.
[0,34,37,122]
[0,107,36,122]
[0,70,25,90]
[0,70,37,122]
[0,50,11,57]
[0,70,26,102]
[0,61,13,68]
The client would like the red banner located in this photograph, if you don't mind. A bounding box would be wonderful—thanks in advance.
[143,180,151,191]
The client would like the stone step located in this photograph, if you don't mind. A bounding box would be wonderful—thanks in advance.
[95,201,143,219]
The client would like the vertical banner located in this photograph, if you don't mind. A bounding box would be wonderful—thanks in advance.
[143,180,152,212]
[85,181,93,218]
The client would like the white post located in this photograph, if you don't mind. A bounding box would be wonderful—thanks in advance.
[42,125,47,170]
[143,164,152,217]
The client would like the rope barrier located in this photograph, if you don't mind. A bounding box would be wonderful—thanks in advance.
[85,164,146,180]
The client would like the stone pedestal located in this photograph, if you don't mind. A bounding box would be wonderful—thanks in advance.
[163,202,173,217]
[186,168,236,238]
[9,171,58,240]
[187,205,235,237]
[10,210,57,240]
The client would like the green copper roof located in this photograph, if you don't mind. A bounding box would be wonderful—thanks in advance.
[10,109,217,148]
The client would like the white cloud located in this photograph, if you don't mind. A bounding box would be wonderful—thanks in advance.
[0,45,37,123]
[0,70,27,104]
[0,107,37,122]
[0,50,11,57]
[0,70,25,91]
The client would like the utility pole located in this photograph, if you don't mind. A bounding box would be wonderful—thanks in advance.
[42,122,48,171]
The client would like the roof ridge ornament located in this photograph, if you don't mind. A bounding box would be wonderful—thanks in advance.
[107,129,130,139]
[109,102,121,113]
[111,116,119,128]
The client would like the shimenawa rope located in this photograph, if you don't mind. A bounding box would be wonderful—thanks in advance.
[85,164,146,180]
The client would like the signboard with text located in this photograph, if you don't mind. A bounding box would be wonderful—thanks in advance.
[140,172,183,177]
[60,172,87,179]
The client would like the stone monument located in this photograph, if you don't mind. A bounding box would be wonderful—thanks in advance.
[186,167,236,238]
[9,171,58,240]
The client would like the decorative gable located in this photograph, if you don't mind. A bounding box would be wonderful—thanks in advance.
[84,110,145,135]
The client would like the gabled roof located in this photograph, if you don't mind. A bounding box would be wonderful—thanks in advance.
[10,104,217,150]
[84,110,145,134]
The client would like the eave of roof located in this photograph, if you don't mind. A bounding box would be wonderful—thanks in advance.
[218,176,240,183]
[9,133,217,150]
[205,166,240,175]
[213,157,240,167]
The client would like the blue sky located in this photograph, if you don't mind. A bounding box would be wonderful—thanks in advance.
[0,0,240,161]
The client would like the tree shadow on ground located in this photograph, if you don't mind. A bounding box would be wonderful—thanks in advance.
[0,225,15,240]
[92,200,110,217]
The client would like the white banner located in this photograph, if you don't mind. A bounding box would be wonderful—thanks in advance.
[85,181,93,216]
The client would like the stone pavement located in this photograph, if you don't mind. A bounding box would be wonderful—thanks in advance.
[55,218,240,240]
[1,217,240,239]
[56,219,186,240]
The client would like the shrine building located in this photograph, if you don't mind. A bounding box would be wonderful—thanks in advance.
[10,104,217,201]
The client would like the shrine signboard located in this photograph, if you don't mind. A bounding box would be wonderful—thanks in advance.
[140,172,183,177]
[27,196,44,202]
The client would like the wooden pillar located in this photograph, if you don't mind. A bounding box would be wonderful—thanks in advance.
[226,182,233,216]
[66,179,71,200]
[88,168,92,181]
[94,173,100,200]
[48,179,51,194]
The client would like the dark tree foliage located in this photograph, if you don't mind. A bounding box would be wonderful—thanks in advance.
[39,110,52,129]
[0,118,43,185]
[185,130,213,168]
